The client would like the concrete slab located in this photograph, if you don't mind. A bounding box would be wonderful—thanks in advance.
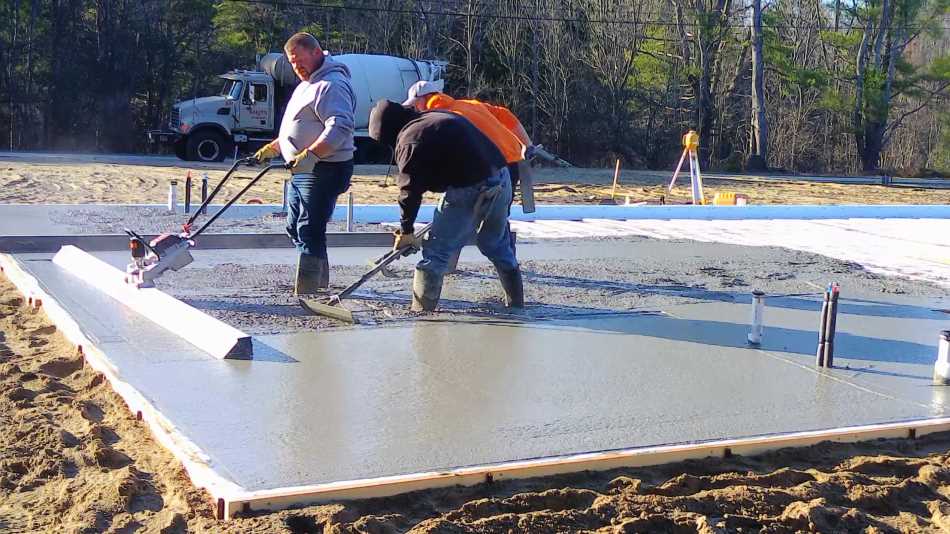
[661,297,949,411]
[51,246,252,359]
[13,257,212,363]
[5,231,949,516]
[219,317,933,491]
[9,253,948,493]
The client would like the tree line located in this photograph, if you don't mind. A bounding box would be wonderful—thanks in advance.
[1,0,949,174]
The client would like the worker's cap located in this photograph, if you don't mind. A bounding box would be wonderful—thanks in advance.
[369,100,419,148]
[403,79,445,106]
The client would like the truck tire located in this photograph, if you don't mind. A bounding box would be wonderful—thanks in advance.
[353,138,370,164]
[173,139,189,160]
[354,137,392,164]
[186,130,230,162]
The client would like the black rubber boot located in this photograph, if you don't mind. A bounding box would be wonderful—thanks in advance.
[411,269,443,312]
[294,254,329,295]
[496,266,524,308]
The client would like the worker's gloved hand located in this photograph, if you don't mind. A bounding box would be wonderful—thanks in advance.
[392,230,422,252]
[290,149,314,170]
[254,143,280,163]
[524,144,538,160]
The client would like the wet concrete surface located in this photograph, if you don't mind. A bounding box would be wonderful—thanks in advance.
[148,236,949,334]
[10,236,950,493]
[16,257,210,363]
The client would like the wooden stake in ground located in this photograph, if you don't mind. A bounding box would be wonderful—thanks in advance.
[611,159,621,200]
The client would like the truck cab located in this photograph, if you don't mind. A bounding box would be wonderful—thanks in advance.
[153,71,276,161]
[223,72,275,134]
[148,54,445,163]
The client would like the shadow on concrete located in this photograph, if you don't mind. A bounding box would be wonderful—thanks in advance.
[417,300,937,367]
[840,366,932,381]
[531,313,937,366]
[305,281,939,368]
[181,276,938,367]
[250,339,298,363]
[766,295,947,321]
[516,271,946,320]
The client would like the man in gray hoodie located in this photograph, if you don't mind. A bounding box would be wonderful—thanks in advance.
[255,32,356,294]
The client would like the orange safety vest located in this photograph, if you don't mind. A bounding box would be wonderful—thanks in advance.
[422,94,525,164]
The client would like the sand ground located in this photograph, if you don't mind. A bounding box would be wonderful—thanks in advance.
[2,159,949,206]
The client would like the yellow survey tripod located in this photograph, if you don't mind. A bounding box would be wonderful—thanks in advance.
[667,130,706,205]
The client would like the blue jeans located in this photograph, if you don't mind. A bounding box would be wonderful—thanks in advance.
[418,167,518,275]
[287,160,353,257]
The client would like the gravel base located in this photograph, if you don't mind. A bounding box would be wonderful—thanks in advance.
[154,236,949,335]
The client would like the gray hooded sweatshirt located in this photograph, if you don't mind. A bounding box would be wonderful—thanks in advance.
[278,54,356,169]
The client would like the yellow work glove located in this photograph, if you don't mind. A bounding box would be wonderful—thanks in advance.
[254,143,280,163]
[290,149,314,170]
[392,230,422,252]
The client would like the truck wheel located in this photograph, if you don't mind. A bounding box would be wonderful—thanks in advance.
[353,138,370,164]
[187,130,230,162]
[354,138,392,164]
[173,139,189,160]
[369,143,393,164]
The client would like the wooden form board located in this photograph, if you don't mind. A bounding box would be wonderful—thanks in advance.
[51,245,251,359]
[222,417,950,519]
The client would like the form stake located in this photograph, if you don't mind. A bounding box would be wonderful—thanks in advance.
[168,180,178,213]
[816,290,830,367]
[200,173,209,215]
[184,171,192,213]
[934,331,950,385]
[346,192,354,232]
[747,290,765,345]
[824,285,839,367]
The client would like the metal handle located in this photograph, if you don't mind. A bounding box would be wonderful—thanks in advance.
[187,162,288,239]
[185,157,256,229]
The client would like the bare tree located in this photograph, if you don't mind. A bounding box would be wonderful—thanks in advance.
[851,0,950,171]
[403,1,453,60]
[580,0,647,163]
[747,0,768,170]
[488,0,530,109]
[446,0,488,95]
[670,0,738,166]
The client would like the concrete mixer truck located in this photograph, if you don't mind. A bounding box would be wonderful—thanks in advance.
[147,53,445,163]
